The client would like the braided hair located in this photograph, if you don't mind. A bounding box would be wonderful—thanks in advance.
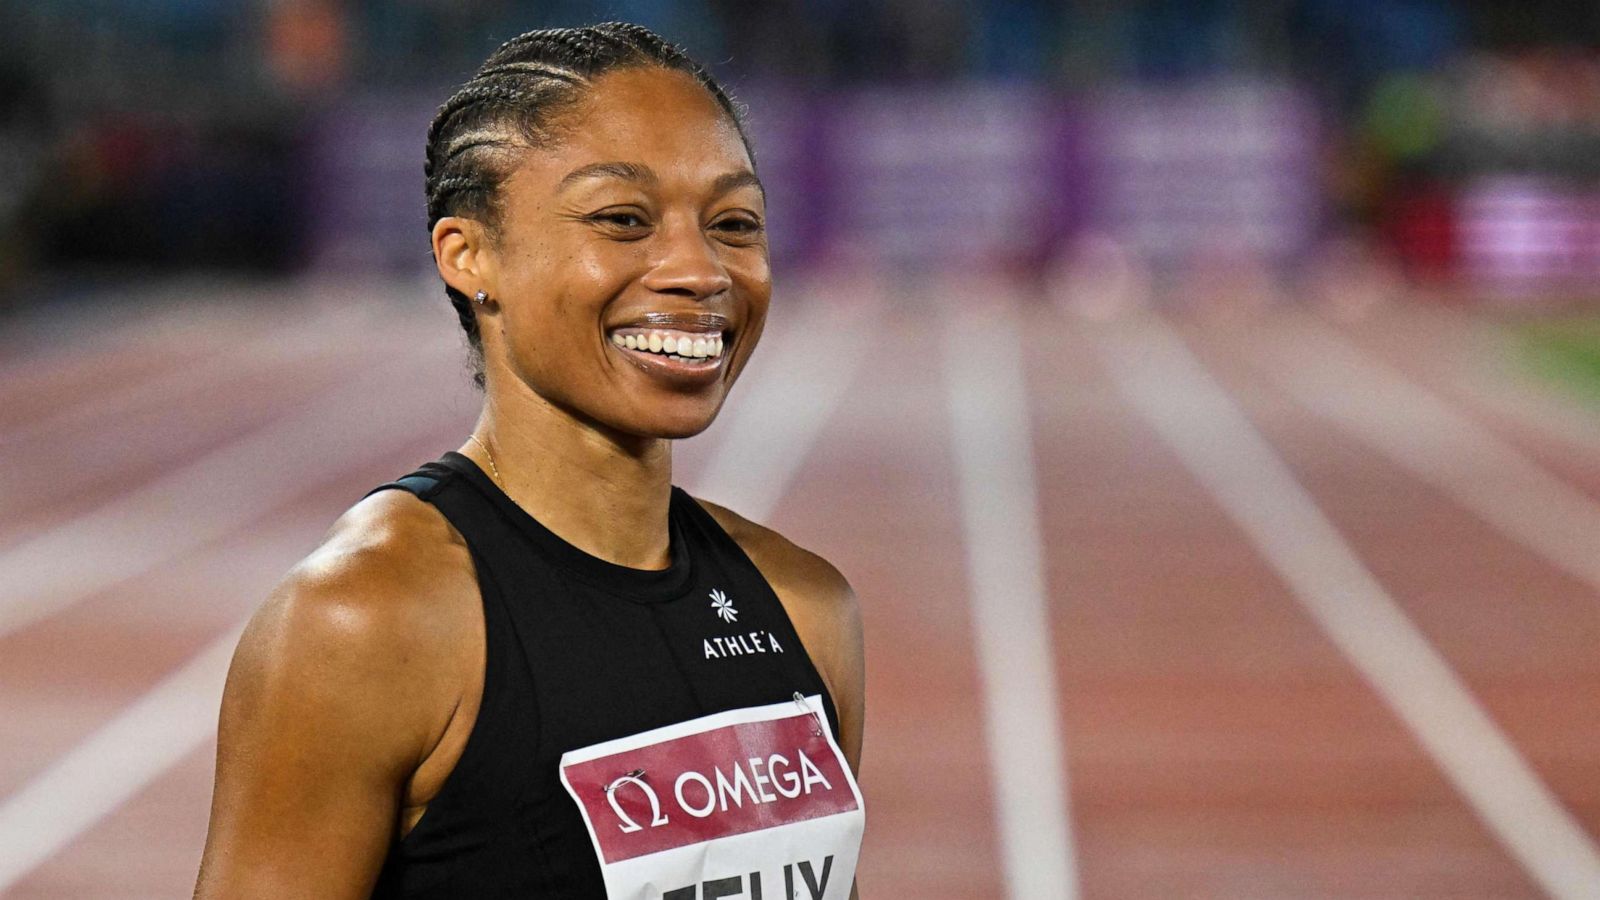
[423,22,751,389]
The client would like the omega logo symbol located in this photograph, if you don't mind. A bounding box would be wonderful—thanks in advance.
[605,771,669,834]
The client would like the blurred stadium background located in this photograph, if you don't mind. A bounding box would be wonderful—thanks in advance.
[6,1,1600,897]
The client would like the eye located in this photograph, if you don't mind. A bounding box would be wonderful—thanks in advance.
[710,214,764,241]
[586,208,652,235]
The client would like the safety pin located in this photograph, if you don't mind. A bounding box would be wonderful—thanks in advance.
[793,692,824,737]
[603,769,645,793]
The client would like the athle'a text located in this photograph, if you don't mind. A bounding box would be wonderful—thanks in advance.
[703,630,784,659]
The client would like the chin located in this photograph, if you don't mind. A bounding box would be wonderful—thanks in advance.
[656,422,716,440]
[608,397,725,441]
[642,409,722,440]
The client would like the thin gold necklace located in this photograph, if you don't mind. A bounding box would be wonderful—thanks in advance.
[467,433,503,487]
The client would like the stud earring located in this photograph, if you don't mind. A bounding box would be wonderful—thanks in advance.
[473,290,489,306]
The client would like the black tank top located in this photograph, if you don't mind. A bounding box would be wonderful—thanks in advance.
[364,451,841,898]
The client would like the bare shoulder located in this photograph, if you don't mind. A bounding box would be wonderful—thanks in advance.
[239,488,477,690]
[694,497,866,772]
[285,487,475,624]
[224,488,482,769]
[693,498,855,609]
[198,490,483,897]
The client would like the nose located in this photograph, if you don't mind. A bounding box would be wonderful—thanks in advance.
[640,219,732,300]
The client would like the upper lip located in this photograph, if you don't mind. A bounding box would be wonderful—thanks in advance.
[609,312,731,333]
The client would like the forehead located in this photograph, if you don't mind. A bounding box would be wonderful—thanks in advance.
[517,66,751,189]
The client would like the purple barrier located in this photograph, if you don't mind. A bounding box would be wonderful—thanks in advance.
[821,84,1060,271]
[1458,177,1600,296]
[303,81,1324,277]
[734,85,832,269]
[1079,80,1322,271]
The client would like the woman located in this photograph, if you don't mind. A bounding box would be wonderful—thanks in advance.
[195,23,865,899]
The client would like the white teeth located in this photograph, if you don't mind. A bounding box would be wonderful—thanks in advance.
[613,329,726,360]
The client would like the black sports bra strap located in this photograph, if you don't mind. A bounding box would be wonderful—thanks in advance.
[362,470,445,502]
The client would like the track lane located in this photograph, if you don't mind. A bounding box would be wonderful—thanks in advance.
[1173,310,1600,895]
[0,293,333,435]
[943,293,1078,899]
[1038,306,1546,898]
[0,347,356,548]
[1181,313,1600,839]
[0,436,469,898]
[1321,305,1600,501]
[761,302,1005,898]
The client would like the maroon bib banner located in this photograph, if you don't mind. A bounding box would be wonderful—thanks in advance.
[559,695,865,899]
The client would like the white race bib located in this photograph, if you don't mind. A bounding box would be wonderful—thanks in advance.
[559,695,865,900]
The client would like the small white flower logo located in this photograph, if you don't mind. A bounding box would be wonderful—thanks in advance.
[709,588,737,623]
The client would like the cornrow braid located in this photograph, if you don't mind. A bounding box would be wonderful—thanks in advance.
[423,22,750,390]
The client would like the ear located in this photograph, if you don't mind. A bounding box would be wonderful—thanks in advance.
[431,216,495,298]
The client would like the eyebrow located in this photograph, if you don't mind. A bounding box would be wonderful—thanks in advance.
[558,161,658,190]
[557,161,764,197]
[711,170,765,197]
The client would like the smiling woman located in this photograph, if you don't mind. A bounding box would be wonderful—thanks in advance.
[193,23,865,900]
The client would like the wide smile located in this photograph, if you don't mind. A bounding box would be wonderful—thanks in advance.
[606,314,731,385]
[610,327,724,363]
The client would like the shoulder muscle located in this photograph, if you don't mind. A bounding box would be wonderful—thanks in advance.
[196,489,477,898]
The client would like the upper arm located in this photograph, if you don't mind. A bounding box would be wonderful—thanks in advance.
[195,493,472,899]
[696,500,866,775]
[790,555,865,775]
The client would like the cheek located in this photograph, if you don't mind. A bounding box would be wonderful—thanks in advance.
[560,242,651,308]
[733,256,772,331]
[505,243,637,336]
[728,249,772,303]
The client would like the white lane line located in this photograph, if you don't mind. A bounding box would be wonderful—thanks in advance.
[0,312,358,528]
[689,296,877,518]
[0,306,858,890]
[1091,313,1600,900]
[0,512,369,892]
[1367,305,1600,456]
[0,306,359,450]
[0,296,305,414]
[0,626,243,890]
[943,302,1080,900]
[1263,314,1600,599]
[0,337,463,641]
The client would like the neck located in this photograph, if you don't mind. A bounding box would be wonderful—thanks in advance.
[466,389,674,571]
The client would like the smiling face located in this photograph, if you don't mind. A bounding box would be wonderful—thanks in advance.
[475,66,770,441]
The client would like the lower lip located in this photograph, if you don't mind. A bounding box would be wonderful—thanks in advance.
[611,343,726,385]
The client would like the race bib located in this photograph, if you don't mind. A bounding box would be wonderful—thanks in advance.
[559,694,865,900]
